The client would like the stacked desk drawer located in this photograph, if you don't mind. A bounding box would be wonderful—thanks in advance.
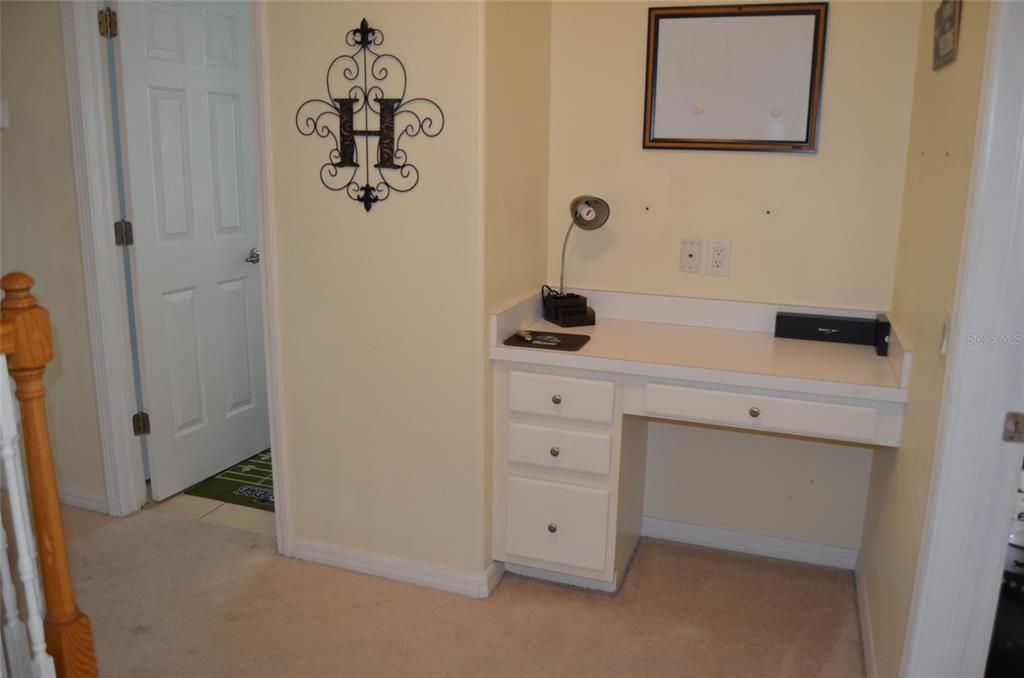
[503,371,615,572]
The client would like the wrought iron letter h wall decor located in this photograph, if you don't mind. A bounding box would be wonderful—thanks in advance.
[296,19,445,212]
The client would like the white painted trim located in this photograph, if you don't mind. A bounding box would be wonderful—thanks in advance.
[491,290,909,404]
[494,348,907,404]
[504,562,618,593]
[57,488,109,515]
[60,1,147,517]
[487,560,506,594]
[250,2,291,558]
[559,288,879,333]
[491,290,543,347]
[855,568,878,678]
[290,538,501,599]
[640,516,858,570]
[886,320,913,389]
[0,474,110,515]
[60,3,293,557]
[900,4,1024,677]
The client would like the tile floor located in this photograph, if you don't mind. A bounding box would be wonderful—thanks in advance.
[148,491,276,536]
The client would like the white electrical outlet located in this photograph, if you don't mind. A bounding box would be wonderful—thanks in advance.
[680,239,702,273]
[708,239,731,276]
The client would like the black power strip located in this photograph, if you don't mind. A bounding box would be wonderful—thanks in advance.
[774,312,891,356]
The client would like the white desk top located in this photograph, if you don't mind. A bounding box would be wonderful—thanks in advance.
[490,291,909,403]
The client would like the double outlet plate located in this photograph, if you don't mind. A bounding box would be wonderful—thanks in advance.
[680,239,731,276]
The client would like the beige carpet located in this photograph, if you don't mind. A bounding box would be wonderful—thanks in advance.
[63,506,865,678]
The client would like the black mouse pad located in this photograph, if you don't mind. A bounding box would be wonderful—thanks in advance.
[503,331,591,351]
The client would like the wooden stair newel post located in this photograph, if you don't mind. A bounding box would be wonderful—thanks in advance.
[1,273,98,678]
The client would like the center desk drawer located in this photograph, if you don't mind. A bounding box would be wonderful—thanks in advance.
[508,371,614,424]
[506,476,609,571]
[644,383,879,442]
[508,423,612,475]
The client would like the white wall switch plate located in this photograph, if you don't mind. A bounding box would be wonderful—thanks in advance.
[708,239,731,276]
[680,239,702,273]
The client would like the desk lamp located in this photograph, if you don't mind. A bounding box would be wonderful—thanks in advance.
[542,195,610,327]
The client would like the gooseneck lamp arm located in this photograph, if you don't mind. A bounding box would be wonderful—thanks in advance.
[558,196,610,296]
[559,221,576,295]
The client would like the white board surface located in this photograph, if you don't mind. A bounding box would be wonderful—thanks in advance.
[652,14,817,142]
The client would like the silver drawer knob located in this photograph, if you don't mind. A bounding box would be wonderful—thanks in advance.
[551,394,562,405]
[547,523,558,534]
[749,407,761,418]
[550,447,560,457]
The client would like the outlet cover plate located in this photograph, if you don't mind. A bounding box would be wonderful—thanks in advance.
[680,239,702,273]
[708,239,731,276]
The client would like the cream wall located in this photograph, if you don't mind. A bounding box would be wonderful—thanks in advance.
[267,2,488,572]
[545,1,921,550]
[0,1,107,504]
[547,1,920,310]
[858,2,991,676]
[484,2,551,315]
[644,423,872,548]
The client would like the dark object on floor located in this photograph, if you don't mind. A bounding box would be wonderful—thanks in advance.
[184,450,274,512]
[504,330,591,351]
[985,545,1024,676]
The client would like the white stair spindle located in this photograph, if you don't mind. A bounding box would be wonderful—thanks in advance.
[0,619,7,678]
[0,361,54,678]
[0,524,29,678]
[5,373,44,612]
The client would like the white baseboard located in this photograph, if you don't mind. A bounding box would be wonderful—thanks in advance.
[855,568,878,678]
[58,487,109,514]
[487,559,506,594]
[640,516,859,570]
[289,537,502,599]
[504,563,618,593]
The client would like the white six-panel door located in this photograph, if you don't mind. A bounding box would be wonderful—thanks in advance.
[119,1,269,500]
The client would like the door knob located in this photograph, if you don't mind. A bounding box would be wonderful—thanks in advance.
[245,247,261,264]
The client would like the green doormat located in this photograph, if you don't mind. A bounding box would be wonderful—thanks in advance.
[184,450,274,512]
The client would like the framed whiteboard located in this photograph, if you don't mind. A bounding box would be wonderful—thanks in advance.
[643,3,829,152]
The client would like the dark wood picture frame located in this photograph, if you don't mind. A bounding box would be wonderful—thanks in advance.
[932,0,962,70]
[643,3,829,153]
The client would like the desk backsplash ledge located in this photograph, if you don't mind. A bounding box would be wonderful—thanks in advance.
[493,288,883,342]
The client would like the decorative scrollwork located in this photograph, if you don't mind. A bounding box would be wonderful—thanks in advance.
[296,18,445,212]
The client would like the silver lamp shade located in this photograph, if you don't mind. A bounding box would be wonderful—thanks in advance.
[570,195,611,230]
[561,196,610,293]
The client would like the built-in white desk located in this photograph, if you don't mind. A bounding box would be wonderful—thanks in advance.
[490,290,910,591]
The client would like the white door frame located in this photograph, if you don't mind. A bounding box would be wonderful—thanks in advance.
[901,2,1024,676]
[59,1,292,555]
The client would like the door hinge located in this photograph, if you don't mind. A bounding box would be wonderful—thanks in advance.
[1005,412,1024,443]
[132,411,151,436]
[98,8,118,38]
[114,220,134,247]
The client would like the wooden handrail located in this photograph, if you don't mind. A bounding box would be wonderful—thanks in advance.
[1,272,98,678]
